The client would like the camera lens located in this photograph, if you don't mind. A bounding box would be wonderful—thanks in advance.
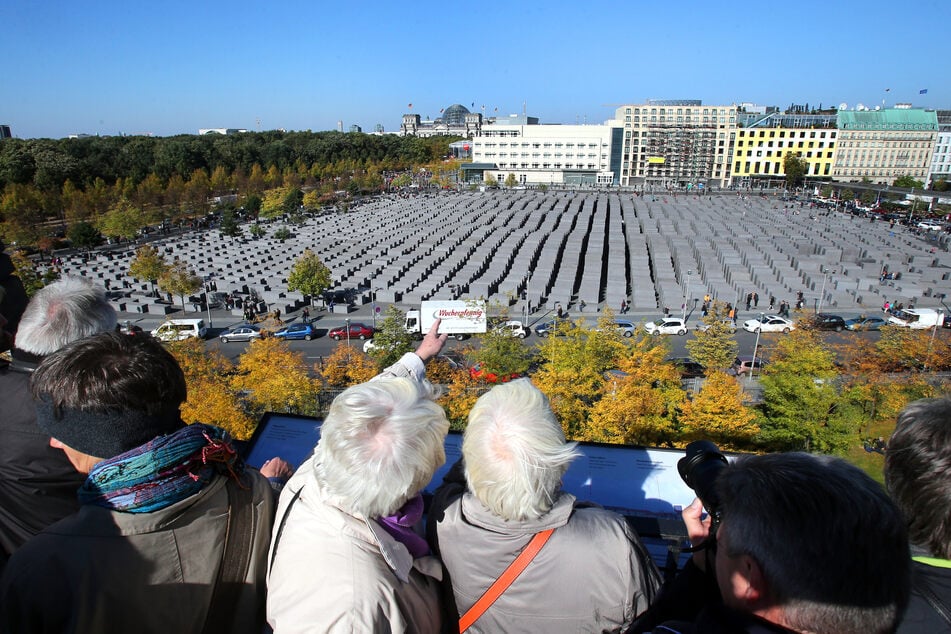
[678,440,729,516]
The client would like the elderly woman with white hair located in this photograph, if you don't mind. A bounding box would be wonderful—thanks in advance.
[266,322,450,633]
[427,379,661,633]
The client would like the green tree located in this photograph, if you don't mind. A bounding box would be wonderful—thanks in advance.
[678,371,758,450]
[364,306,415,369]
[158,258,202,313]
[504,173,518,188]
[758,329,850,453]
[783,153,807,189]
[283,187,304,214]
[249,223,265,239]
[841,188,855,203]
[244,193,262,217]
[471,314,535,381]
[893,175,924,189]
[932,178,948,192]
[484,174,498,188]
[286,248,332,302]
[66,221,101,251]
[686,300,738,373]
[127,244,168,298]
[218,209,242,241]
[98,199,144,242]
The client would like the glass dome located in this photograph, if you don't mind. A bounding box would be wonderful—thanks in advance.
[442,104,470,126]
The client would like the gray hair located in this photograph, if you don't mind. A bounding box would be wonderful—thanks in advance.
[463,379,580,521]
[717,452,909,634]
[15,276,117,356]
[313,377,448,518]
[886,396,951,559]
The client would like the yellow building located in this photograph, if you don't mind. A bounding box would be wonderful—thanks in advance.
[731,112,838,188]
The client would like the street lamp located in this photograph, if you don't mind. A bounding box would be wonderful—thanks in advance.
[817,267,833,314]
[372,288,383,329]
[345,317,351,347]
[750,312,764,384]
[682,270,693,321]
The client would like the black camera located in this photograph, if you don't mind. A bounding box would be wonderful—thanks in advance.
[677,440,729,530]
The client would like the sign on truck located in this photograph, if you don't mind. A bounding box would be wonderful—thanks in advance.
[405,300,487,340]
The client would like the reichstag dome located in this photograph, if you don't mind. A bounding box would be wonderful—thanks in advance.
[441,104,470,126]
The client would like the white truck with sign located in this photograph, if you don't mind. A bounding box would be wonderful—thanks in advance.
[404,300,487,340]
[886,308,946,329]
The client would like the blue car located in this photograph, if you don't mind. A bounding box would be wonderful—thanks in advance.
[273,322,316,341]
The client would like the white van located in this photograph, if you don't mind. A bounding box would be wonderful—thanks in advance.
[151,319,208,342]
[886,308,946,330]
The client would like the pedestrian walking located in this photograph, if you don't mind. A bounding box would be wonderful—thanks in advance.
[579,299,586,312]
[752,292,759,308]
[769,294,775,311]
[302,306,310,322]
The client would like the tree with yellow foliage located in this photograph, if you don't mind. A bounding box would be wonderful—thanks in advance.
[166,338,256,440]
[686,300,738,373]
[233,337,319,418]
[586,332,685,446]
[317,344,378,388]
[532,313,629,440]
[439,370,484,432]
[678,371,758,450]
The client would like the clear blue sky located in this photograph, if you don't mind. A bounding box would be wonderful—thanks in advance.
[3,0,948,139]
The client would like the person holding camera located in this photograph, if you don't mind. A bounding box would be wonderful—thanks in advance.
[885,397,951,632]
[632,451,910,634]
[428,379,661,633]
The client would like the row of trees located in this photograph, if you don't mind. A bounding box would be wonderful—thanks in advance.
[0,132,458,250]
[174,301,945,468]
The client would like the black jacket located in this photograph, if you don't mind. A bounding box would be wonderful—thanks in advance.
[898,558,951,632]
[0,352,84,562]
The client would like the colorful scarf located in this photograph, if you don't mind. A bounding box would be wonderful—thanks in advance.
[79,423,243,513]
[377,493,430,558]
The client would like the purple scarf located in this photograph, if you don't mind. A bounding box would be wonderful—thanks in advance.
[377,493,429,558]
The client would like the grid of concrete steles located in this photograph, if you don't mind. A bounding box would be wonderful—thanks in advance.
[42,190,951,320]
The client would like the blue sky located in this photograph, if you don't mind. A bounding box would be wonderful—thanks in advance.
[2,0,948,139]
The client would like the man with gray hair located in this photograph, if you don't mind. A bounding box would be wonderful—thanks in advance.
[267,322,451,633]
[885,397,951,631]
[428,379,661,633]
[0,276,117,561]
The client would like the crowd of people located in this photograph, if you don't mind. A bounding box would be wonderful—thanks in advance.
[0,255,949,633]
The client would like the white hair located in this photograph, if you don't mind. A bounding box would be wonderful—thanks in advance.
[15,276,117,356]
[463,379,580,521]
[313,377,448,518]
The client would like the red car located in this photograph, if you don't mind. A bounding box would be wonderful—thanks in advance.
[469,363,521,384]
[328,322,375,341]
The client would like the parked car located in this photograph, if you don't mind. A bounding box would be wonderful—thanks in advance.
[728,355,767,376]
[917,220,944,231]
[696,318,737,334]
[742,315,795,333]
[152,319,208,342]
[273,322,316,341]
[844,316,888,331]
[668,357,706,378]
[469,362,521,384]
[614,320,636,337]
[218,324,263,343]
[644,317,688,336]
[493,320,529,338]
[535,319,568,337]
[804,313,846,332]
[328,322,374,341]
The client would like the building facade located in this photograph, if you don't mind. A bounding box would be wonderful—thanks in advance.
[926,110,951,188]
[614,100,738,190]
[400,104,483,138]
[731,111,838,189]
[832,108,938,185]
[467,119,622,186]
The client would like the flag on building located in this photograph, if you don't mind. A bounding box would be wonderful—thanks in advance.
[885,88,891,92]
[920,89,928,94]
[408,103,413,108]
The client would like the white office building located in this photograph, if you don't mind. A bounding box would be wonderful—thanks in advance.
[927,110,951,189]
[466,116,623,186]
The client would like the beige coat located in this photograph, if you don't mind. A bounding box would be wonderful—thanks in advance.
[266,455,444,633]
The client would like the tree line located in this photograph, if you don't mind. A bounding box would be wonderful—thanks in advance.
[0,131,458,249]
